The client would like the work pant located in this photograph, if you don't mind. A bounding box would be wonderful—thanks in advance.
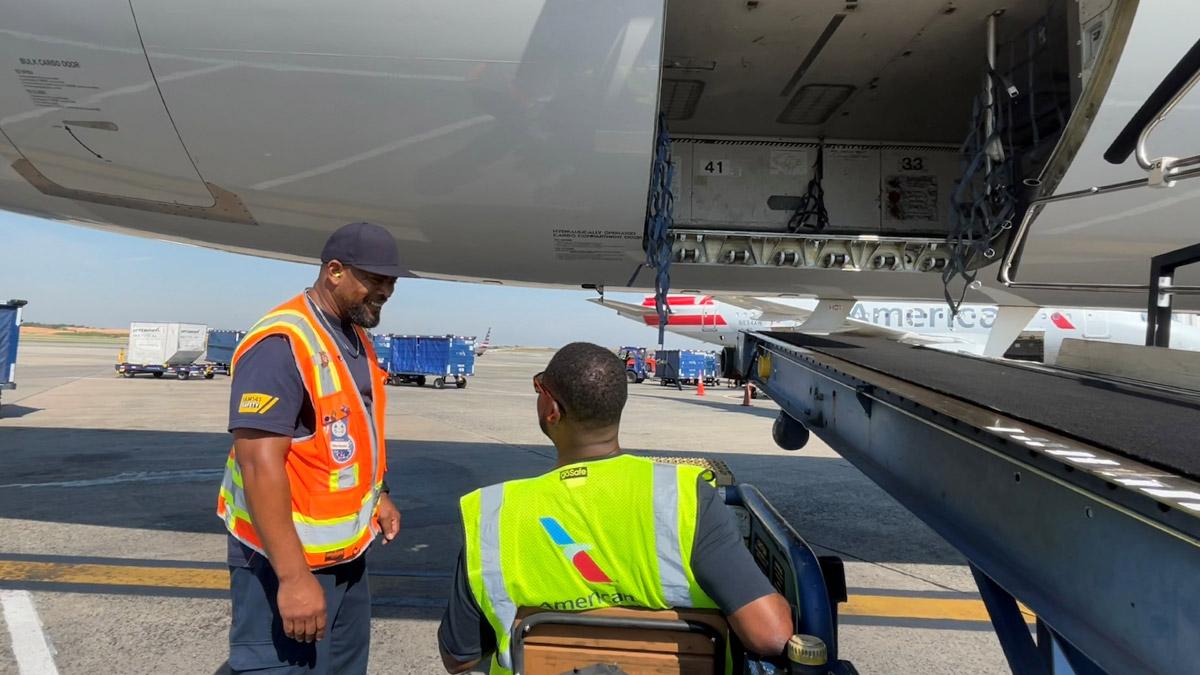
[228,550,371,674]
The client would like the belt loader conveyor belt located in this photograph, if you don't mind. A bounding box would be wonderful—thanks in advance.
[740,331,1200,675]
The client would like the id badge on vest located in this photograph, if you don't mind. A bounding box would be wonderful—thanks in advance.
[325,408,356,464]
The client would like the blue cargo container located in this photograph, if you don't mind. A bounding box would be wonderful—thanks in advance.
[0,300,26,413]
[206,329,246,374]
[379,335,475,389]
[655,349,719,388]
[371,334,393,370]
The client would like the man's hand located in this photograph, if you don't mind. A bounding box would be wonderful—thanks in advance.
[377,494,401,544]
[277,571,326,643]
[234,429,326,642]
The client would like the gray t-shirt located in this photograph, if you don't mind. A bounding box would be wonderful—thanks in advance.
[436,476,778,664]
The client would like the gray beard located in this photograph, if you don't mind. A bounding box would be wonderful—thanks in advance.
[348,303,380,328]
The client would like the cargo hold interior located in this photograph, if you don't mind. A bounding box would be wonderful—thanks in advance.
[656,0,1093,274]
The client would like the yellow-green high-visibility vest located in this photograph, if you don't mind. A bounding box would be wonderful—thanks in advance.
[459,455,719,674]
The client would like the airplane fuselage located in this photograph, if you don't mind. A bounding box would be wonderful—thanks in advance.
[1,1,1197,312]
[628,295,1200,363]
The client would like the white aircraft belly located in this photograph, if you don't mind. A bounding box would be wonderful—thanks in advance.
[1,0,1198,314]
[139,0,657,285]
[0,0,662,288]
[0,0,214,206]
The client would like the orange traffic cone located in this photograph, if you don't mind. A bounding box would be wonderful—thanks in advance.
[697,378,705,397]
[742,382,752,406]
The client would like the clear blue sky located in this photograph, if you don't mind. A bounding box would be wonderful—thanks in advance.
[0,212,707,349]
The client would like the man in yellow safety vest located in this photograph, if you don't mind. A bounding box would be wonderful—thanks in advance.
[437,342,793,673]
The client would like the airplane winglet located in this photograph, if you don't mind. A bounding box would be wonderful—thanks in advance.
[587,297,653,320]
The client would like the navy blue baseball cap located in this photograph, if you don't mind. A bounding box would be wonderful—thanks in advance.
[320,222,405,278]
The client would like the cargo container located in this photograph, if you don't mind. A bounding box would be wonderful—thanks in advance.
[205,329,246,375]
[371,334,393,371]
[0,300,26,412]
[655,349,719,388]
[379,335,475,389]
[116,322,212,380]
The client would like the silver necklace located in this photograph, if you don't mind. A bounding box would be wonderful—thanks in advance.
[305,290,362,359]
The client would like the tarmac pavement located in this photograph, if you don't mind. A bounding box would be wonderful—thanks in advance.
[0,342,1009,674]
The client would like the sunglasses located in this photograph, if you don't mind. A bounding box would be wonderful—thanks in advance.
[533,371,567,413]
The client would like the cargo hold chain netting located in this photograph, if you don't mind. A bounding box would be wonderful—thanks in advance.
[944,16,1068,313]
[944,67,1021,314]
[644,113,674,345]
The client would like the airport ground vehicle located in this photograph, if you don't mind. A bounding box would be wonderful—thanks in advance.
[737,326,1200,674]
[656,349,719,388]
[373,334,475,389]
[717,47,1200,670]
[115,322,212,380]
[617,346,651,384]
[115,361,214,380]
[0,300,26,412]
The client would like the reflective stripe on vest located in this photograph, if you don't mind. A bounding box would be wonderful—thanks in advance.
[220,457,378,553]
[217,292,387,569]
[469,458,710,673]
[295,295,383,495]
[239,309,341,397]
[652,461,693,607]
[479,483,517,670]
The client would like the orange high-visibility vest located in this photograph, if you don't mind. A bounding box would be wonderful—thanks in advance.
[217,292,389,568]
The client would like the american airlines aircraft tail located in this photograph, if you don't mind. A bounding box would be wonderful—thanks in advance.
[591,295,1200,364]
[474,328,492,357]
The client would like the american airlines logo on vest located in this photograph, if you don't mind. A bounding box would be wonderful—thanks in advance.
[539,517,612,583]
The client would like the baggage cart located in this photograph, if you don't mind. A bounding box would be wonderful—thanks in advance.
[0,300,27,412]
[655,349,719,388]
[380,335,475,389]
[205,329,246,375]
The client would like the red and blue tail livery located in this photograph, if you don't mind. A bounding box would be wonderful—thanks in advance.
[539,517,612,583]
